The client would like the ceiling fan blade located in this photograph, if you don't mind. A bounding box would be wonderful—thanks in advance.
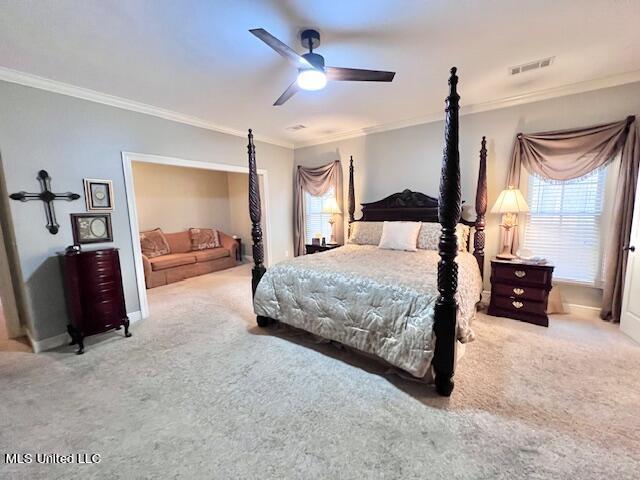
[273,81,300,106]
[250,28,312,70]
[325,67,395,82]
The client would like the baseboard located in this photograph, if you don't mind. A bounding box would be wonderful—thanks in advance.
[28,310,142,353]
[27,330,69,354]
[128,310,143,324]
[564,303,601,318]
[481,290,491,304]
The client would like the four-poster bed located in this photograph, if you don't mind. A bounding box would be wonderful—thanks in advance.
[245,68,488,396]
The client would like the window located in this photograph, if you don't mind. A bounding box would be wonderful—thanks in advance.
[522,168,608,285]
[304,188,335,244]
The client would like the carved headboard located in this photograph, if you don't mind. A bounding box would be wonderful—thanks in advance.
[359,189,439,222]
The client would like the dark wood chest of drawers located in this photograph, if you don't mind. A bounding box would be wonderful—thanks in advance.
[488,258,554,327]
[59,247,131,354]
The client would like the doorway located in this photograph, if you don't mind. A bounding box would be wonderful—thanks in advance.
[0,158,30,352]
[121,152,271,320]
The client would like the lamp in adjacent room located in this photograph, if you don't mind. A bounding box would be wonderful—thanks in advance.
[491,186,530,260]
[322,197,342,245]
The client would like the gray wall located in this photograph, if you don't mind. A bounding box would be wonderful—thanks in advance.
[295,81,640,307]
[0,81,293,341]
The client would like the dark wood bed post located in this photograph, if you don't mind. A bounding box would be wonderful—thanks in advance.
[473,137,488,278]
[348,156,355,224]
[247,129,269,327]
[433,67,461,397]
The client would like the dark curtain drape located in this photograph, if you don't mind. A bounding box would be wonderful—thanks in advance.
[294,160,343,256]
[505,116,639,322]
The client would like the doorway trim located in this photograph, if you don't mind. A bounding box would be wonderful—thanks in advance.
[122,152,272,320]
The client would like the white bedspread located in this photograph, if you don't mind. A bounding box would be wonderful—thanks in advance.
[253,245,483,378]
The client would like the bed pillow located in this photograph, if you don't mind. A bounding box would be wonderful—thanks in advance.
[378,221,422,252]
[348,221,383,245]
[189,228,221,250]
[140,228,170,258]
[417,223,471,251]
[456,224,471,251]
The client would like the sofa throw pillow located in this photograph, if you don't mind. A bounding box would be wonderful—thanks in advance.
[416,223,471,251]
[378,221,422,252]
[348,221,383,245]
[189,228,220,250]
[140,228,170,258]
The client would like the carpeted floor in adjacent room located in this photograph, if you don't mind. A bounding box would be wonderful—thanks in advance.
[1,264,639,479]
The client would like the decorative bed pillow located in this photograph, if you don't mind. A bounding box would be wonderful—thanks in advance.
[378,221,422,251]
[417,223,471,251]
[348,221,383,245]
[189,228,221,250]
[456,224,471,251]
[140,228,170,258]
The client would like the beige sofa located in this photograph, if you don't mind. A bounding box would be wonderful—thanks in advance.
[142,230,238,289]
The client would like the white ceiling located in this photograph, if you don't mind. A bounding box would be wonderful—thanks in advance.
[1,0,639,148]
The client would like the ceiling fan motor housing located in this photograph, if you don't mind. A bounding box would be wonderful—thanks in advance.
[301,52,325,71]
[301,29,321,51]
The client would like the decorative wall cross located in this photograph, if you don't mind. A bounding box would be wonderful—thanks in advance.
[9,170,80,234]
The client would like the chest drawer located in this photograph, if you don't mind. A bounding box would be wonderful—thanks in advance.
[492,263,551,286]
[492,282,548,302]
[490,295,547,316]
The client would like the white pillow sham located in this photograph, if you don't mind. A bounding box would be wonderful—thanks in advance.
[378,221,422,251]
[349,221,471,251]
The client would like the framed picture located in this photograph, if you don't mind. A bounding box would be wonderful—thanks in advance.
[83,178,114,211]
[70,213,113,244]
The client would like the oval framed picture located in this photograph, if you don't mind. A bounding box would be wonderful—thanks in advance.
[83,178,114,211]
[70,213,113,244]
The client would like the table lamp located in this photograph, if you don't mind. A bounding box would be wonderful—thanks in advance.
[322,197,342,245]
[491,186,529,260]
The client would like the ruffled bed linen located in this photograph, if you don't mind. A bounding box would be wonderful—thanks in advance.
[253,244,483,378]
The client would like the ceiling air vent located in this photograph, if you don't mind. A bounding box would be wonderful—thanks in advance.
[286,124,307,131]
[509,57,554,75]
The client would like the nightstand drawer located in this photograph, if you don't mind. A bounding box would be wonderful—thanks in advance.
[491,295,547,316]
[492,282,547,302]
[492,263,551,286]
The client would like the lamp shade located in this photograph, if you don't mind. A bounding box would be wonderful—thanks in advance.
[322,197,342,215]
[491,186,530,214]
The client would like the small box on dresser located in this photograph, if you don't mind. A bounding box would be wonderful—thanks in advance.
[488,258,554,327]
[59,247,131,354]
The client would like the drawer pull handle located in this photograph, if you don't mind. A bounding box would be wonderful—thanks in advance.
[512,301,524,309]
[513,288,524,296]
[514,270,526,278]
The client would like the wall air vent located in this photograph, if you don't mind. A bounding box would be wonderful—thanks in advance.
[509,57,554,75]
[286,124,307,131]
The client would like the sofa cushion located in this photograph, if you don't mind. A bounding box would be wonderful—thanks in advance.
[149,253,197,271]
[189,228,221,250]
[140,228,170,258]
[194,248,230,263]
[164,231,192,254]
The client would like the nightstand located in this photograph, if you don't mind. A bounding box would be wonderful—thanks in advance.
[488,258,555,327]
[305,243,340,255]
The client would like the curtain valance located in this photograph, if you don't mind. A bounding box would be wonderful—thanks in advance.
[294,160,343,256]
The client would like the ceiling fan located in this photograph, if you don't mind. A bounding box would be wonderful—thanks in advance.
[250,28,396,106]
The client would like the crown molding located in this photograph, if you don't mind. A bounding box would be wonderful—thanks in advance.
[293,69,640,148]
[0,66,293,149]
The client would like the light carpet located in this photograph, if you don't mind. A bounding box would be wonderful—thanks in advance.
[1,264,639,479]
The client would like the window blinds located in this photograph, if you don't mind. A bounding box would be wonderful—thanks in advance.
[305,188,335,244]
[523,168,608,285]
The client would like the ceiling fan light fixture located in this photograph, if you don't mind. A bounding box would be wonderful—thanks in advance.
[297,69,327,91]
